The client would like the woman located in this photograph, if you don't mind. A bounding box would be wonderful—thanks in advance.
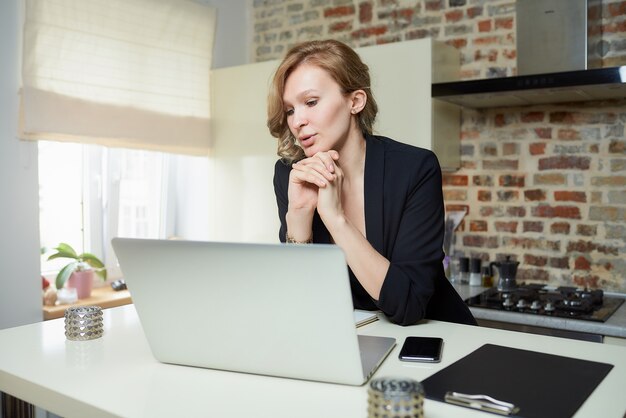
[268,39,475,326]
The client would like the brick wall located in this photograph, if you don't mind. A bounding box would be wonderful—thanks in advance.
[453,101,626,291]
[251,0,626,292]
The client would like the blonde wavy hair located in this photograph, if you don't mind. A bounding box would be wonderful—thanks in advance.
[267,39,378,163]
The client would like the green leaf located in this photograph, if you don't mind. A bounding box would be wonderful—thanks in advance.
[47,243,79,261]
[47,252,78,261]
[95,268,108,281]
[56,243,78,257]
[80,253,107,280]
[80,253,105,269]
[55,261,78,289]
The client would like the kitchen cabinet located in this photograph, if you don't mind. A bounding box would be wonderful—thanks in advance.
[357,38,461,170]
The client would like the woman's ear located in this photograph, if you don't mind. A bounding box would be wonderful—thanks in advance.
[350,90,367,114]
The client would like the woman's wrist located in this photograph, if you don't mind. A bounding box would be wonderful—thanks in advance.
[286,233,313,244]
[320,212,348,235]
[285,208,314,243]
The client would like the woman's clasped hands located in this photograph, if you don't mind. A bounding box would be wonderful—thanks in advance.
[288,150,344,223]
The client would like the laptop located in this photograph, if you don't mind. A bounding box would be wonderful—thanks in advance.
[111,238,396,386]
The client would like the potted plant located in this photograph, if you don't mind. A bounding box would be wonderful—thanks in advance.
[47,243,107,299]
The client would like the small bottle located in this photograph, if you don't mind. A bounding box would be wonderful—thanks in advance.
[459,257,470,284]
[469,258,482,286]
[448,256,461,284]
[481,266,493,287]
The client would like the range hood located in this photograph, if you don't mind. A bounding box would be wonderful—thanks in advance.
[431,0,626,109]
[431,66,626,109]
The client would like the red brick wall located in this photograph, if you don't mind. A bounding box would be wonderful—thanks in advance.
[452,102,625,290]
[252,0,626,292]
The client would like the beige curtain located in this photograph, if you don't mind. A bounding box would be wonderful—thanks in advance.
[20,0,216,156]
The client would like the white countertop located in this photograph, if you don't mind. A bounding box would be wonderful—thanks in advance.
[1,305,626,418]
[453,284,626,338]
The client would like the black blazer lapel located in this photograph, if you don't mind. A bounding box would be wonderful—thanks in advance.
[364,135,385,254]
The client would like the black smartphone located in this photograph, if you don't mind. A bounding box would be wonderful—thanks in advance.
[398,336,443,363]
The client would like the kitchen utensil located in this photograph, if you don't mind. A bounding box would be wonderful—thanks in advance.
[490,256,519,292]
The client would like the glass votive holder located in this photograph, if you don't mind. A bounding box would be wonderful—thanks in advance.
[368,376,424,418]
[56,287,78,304]
[64,306,103,341]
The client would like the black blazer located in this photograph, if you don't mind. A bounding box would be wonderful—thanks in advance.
[273,134,476,326]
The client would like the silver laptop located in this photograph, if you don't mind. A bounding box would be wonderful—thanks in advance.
[111,238,396,386]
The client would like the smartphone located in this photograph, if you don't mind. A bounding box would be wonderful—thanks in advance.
[398,336,443,363]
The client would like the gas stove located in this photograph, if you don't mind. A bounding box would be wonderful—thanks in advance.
[466,283,624,322]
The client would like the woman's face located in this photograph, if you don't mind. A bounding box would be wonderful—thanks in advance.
[282,63,355,157]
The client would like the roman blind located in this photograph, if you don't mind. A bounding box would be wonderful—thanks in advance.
[20,0,216,155]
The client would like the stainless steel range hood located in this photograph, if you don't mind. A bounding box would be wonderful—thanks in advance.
[431,0,626,109]
[517,0,601,76]
[431,66,626,109]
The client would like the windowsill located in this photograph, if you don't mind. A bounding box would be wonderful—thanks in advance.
[42,286,132,320]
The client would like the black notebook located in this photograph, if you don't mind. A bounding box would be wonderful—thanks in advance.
[421,343,613,418]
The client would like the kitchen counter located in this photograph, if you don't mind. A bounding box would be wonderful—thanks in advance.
[453,284,626,339]
[1,305,626,417]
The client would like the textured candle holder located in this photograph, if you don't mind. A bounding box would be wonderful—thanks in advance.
[367,377,424,418]
[64,306,103,341]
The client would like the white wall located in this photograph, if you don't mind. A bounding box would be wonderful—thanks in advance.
[0,0,43,329]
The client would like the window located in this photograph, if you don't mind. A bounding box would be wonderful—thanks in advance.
[39,142,210,279]
[26,0,216,281]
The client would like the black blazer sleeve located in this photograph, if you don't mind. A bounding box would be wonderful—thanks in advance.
[366,136,475,326]
[375,147,445,323]
[273,160,289,243]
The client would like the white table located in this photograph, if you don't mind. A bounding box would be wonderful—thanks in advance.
[1,305,625,418]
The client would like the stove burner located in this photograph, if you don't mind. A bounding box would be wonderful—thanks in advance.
[563,298,584,308]
[466,283,624,322]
